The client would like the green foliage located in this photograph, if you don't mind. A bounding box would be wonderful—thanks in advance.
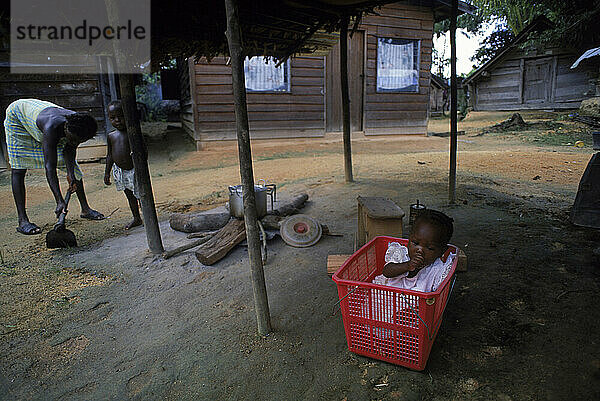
[436,0,600,72]
[471,23,514,65]
[470,0,548,34]
[135,73,165,122]
[434,13,485,37]
[432,47,449,77]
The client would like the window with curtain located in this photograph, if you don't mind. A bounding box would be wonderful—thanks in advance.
[244,56,290,92]
[376,38,420,92]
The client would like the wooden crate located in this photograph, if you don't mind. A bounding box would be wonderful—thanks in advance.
[356,196,405,248]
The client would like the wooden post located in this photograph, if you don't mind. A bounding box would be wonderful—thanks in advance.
[448,0,458,204]
[119,74,165,253]
[224,0,271,336]
[104,0,164,253]
[340,16,353,183]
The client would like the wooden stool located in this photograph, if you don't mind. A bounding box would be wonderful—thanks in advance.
[356,196,405,248]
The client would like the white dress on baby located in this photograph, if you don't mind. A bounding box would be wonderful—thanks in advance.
[373,242,454,293]
[368,242,455,348]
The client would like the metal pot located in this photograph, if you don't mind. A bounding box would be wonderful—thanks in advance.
[228,184,267,219]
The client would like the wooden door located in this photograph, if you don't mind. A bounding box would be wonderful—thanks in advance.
[524,58,552,104]
[326,31,364,132]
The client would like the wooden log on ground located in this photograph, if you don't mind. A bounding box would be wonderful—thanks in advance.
[195,218,247,265]
[260,215,283,230]
[270,193,309,216]
[260,194,310,229]
[187,230,219,239]
[163,235,214,259]
[327,254,352,276]
[170,208,231,233]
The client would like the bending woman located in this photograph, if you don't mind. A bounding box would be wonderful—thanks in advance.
[4,98,105,235]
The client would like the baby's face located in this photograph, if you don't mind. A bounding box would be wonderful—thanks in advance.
[108,105,126,131]
[408,221,446,267]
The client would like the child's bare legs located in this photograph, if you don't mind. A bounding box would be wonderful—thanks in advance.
[124,189,142,229]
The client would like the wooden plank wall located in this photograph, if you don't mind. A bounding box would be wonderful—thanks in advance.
[0,50,109,162]
[473,47,596,111]
[326,31,365,132]
[0,69,107,136]
[0,68,109,162]
[553,54,595,106]
[360,2,434,135]
[177,58,195,139]
[473,58,521,109]
[429,85,444,113]
[192,56,325,143]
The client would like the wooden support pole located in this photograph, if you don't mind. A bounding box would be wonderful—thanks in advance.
[448,0,458,204]
[340,16,354,183]
[119,74,164,253]
[104,0,163,253]
[224,0,271,336]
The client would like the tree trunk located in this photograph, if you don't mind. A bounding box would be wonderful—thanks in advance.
[105,0,163,253]
[448,0,458,204]
[118,75,164,253]
[340,16,353,183]
[224,0,271,336]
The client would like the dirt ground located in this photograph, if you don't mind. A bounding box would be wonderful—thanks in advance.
[1,111,599,400]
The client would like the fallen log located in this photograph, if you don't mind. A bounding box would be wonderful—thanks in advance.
[163,235,214,259]
[170,206,230,233]
[187,230,219,239]
[270,193,308,216]
[195,218,247,265]
[260,215,282,230]
[170,194,308,234]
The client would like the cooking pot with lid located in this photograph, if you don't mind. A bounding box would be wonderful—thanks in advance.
[228,184,267,219]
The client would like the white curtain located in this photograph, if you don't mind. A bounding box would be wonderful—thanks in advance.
[377,38,419,91]
[244,56,288,91]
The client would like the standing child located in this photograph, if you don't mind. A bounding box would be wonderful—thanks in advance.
[104,100,143,229]
[373,209,455,292]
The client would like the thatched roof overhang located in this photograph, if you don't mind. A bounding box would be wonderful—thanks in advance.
[0,0,474,68]
[151,0,474,67]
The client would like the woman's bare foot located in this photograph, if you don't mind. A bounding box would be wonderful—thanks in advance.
[125,218,143,230]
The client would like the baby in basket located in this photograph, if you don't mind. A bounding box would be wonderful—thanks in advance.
[369,210,455,349]
[373,209,455,292]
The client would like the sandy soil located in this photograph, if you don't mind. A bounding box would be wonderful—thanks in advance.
[1,111,599,400]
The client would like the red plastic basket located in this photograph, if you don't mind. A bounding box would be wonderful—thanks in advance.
[332,236,458,370]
